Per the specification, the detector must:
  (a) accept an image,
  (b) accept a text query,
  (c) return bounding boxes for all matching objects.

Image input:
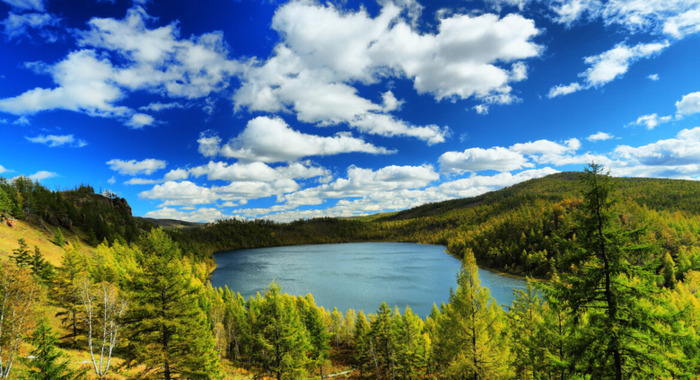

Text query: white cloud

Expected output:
[143,207,229,223]
[0,165,8,173]
[29,170,57,181]
[648,73,659,81]
[587,131,614,141]
[547,82,583,98]
[473,105,489,114]
[438,167,560,198]
[163,168,189,181]
[1,0,45,11]
[438,146,531,173]
[190,160,328,183]
[548,41,668,97]
[2,12,60,41]
[217,116,394,163]
[675,91,700,115]
[25,134,87,147]
[613,127,700,177]
[125,113,155,129]
[107,176,116,184]
[139,102,184,112]
[106,158,166,175]
[233,1,540,144]
[139,181,216,206]
[280,164,439,207]
[197,132,221,158]
[0,6,239,126]
[582,41,669,87]
[510,138,581,155]
[631,113,673,129]
[12,116,30,125]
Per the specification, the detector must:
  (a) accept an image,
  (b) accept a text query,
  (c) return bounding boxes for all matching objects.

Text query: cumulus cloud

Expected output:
[190,161,328,183]
[216,116,394,163]
[143,207,230,223]
[675,91,700,115]
[548,41,669,97]
[613,127,700,177]
[124,113,155,129]
[2,12,60,41]
[438,147,531,173]
[233,1,540,143]
[548,82,583,98]
[29,170,57,181]
[631,113,673,129]
[280,164,439,207]
[25,134,87,147]
[0,6,239,126]
[587,131,614,141]
[106,158,166,175]
[1,0,45,12]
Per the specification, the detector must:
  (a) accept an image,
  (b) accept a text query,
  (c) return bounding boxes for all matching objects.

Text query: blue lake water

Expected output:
[211,242,527,318]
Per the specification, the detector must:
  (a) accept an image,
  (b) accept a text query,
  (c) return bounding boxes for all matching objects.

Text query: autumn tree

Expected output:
[433,256,511,379]
[0,263,41,379]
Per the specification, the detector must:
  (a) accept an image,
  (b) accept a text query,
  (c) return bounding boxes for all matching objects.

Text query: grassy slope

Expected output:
[0,219,95,266]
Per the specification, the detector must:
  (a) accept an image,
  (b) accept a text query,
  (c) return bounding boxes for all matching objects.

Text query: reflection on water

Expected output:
[211,242,527,318]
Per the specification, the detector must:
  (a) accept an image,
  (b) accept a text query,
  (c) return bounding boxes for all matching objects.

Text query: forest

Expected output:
[0,164,699,379]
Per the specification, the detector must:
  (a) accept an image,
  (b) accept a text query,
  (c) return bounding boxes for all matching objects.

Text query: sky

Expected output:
[1,0,700,222]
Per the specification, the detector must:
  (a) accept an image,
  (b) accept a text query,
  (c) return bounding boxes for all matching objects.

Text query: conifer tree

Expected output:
[369,302,397,379]
[123,229,221,379]
[508,279,545,379]
[549,163,687,378]
[22,319,85,380]
[11,238,31,267]
[394,306,428,379]
[433,257,511,379]
[251,283,311,380]
[297,294,330,379]
[54,245,88,347]
[29,246,55,283]
[352,310,371,378]
[53,227,66,247]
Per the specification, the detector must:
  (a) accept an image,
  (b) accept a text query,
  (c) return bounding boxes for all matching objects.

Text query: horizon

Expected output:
[1,0,700,222]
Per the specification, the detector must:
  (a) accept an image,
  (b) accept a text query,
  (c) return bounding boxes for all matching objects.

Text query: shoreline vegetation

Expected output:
[0,167,699,378]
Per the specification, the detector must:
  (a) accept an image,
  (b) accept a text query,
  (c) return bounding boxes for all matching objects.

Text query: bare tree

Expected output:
[0,264,40,379]
[77,277,126,378]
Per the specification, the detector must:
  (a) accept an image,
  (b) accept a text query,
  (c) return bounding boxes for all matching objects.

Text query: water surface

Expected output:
[211,242,527,318]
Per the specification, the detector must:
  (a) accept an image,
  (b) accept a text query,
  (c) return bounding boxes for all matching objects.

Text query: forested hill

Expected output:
[164,171,700,279]
[2,172,700,279]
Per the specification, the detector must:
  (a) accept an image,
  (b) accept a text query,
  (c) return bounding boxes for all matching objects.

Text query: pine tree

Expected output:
[369,302,397,379]
[54,245,88,347]
[53,227,66,247]
[11,238,32,267]
[433,258,511,379]
[29,246,55,283]
[22,319,85,380]
[352,310,371,379]
[297,294,330,379]
[508,279,544,379]
[123,229,221,379]
[662,251,678,288]
[549,163,687,378]
[251,283,311,380]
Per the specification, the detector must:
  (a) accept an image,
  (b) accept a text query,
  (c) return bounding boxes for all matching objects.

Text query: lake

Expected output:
[211,242,527,318]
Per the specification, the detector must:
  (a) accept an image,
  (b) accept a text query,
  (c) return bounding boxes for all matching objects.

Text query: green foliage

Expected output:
[11,238,32,267]
[53,245,89,347]
[433,259,511,379]
[53,227,66,247]
[545,164,689,379]
[123,229,221,379]
[21,319,85,380]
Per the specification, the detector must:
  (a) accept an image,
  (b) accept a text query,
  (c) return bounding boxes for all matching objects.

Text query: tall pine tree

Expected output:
[123,229,221,379]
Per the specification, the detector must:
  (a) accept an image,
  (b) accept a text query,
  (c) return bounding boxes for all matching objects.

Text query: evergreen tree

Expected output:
[548,163,687,378]
[11,238,32,267]
[508,279,545,379]
[29,246,55,283]
[352,310,371,379]
[433,258,511,379]
[369,302,397,379]
[21,319,85,380]
[662,251,678,288]
[54,245,88,348]
[123,229,221,379]
[297,294,330,379]
[251,283,311,380]
[53,227,66,247]
[394,306,428,379]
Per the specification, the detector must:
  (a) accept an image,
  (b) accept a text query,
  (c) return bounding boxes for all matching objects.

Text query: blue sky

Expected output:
[2,0,700,222]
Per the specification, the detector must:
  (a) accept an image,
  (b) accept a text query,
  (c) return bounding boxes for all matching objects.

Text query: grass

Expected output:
[0,219,96,266]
